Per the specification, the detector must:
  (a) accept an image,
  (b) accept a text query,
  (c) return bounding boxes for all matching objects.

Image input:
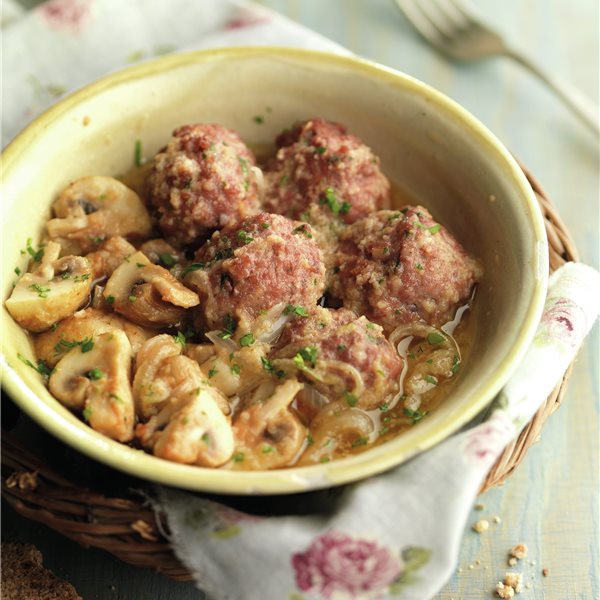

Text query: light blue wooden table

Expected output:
[4,1,598,599]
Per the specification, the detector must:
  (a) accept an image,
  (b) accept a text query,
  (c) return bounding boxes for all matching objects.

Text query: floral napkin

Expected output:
[3,2,600,599]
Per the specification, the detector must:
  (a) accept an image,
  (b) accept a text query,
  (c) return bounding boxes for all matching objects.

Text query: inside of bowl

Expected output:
[1,48,547,493]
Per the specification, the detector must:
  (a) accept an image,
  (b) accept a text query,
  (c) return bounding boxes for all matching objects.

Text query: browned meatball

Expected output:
[271,307,402,410]
[330,207,482,332]
[148,124,260,244]
[263,119,390,225]
[185,213,326,331]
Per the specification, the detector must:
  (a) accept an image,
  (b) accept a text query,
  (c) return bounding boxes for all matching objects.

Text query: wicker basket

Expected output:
[1,166,578,583]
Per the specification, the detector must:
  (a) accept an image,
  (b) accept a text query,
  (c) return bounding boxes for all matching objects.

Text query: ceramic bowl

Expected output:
[0,47,548,494]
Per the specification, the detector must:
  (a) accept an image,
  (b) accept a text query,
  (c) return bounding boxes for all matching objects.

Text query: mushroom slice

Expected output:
[6,241,92,333]
[35,307,153,368]
[46,176,152,255]
[86,236,137,280]
[144,386,235,467]
[48,330,135,442]
[231,378,307,469]
[133,334,205,419]
[104,251,200,328]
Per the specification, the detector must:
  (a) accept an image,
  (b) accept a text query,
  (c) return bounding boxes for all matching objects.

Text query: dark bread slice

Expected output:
[1,542,82,599]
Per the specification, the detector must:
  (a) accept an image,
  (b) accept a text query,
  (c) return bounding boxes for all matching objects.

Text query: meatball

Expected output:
[185,213,326,331]
[271,307,402,410]
[148,123,260,245]
[330,207,482,332]
[263,118,390,225]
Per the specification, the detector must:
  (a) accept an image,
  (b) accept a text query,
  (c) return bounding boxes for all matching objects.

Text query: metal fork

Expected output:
[395,0,599,136]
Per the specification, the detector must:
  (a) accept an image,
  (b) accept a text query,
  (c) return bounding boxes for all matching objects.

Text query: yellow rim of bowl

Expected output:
[1,46,549,495]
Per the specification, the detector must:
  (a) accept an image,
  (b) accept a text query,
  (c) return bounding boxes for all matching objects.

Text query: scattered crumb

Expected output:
[82,115,91,126]
[495,582,515,598]
[474,503,485,511]
[468,564,474,570]
[457,567,463,573]
[130,519,159,542]
[472,519,490,533]
[510,543,528,559]
[504,572,523,593]
[484,565,489,570]
[529,560,536,566]
[525,582,532,589]
[508,557,518,566]
[542,567,549,577]
[5,471,38,491]
[493,515,502,524]
[475,559,482,565]
[489,194,497,203]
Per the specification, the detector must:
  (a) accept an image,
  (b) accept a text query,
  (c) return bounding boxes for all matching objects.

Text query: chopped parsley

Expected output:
[293,346,318,370]
[345,392,359,407]
[451,354,461,374]
[415,221,442,234]
[426,332,445,345]
[260,222,270,229]
[315,146,327,155]
[28,283,50,298]
[106,295,115,305]
[24,238,44,263]
[306,433,314,446]
[319,187,351,215]
[217,314,237,340]
[208,367,218,378]
[279,174,289,187]
[261,445,275,454]
[292,224,313,238]
[233,452,245,463]
[319,456,330,464]
[136,262,146,268]
[236,230,254,245]
[423,374,438,385]
[261,357,285,379]
[128,295,137,302]
[14,267,21,276]
[73,273,90,282]
[134,139,143,166]
[82,406,93,422]
[238,156,250,191]
[181,263,205,277]
[173,331,186,347]
[239,333,255,347]
[284,305,308,317]
[415,263,424,271]
[17,353,53,377]
[87,368,104,380]
[54,335,94,354]
[352,436,369,448]
[253,115,264,124]
[201,433,211,444]
[403,407,429,424]
[230,364,241,376]
[337,344,347,352]
[159,252,176,267]
[378,402,389,412]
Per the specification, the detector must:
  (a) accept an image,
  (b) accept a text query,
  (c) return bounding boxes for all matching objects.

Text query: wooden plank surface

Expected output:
[3,1,598,599]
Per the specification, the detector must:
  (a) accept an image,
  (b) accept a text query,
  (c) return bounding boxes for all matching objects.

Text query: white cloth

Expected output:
[3,2,599,599]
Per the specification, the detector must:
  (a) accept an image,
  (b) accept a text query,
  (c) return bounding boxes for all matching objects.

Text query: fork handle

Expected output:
[507,49,599,136]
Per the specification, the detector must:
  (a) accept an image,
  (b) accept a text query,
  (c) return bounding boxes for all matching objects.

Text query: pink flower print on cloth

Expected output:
[292,530,402,599]
[37,0,94,33]
[462,412,514,467]
[537,296,588,349]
